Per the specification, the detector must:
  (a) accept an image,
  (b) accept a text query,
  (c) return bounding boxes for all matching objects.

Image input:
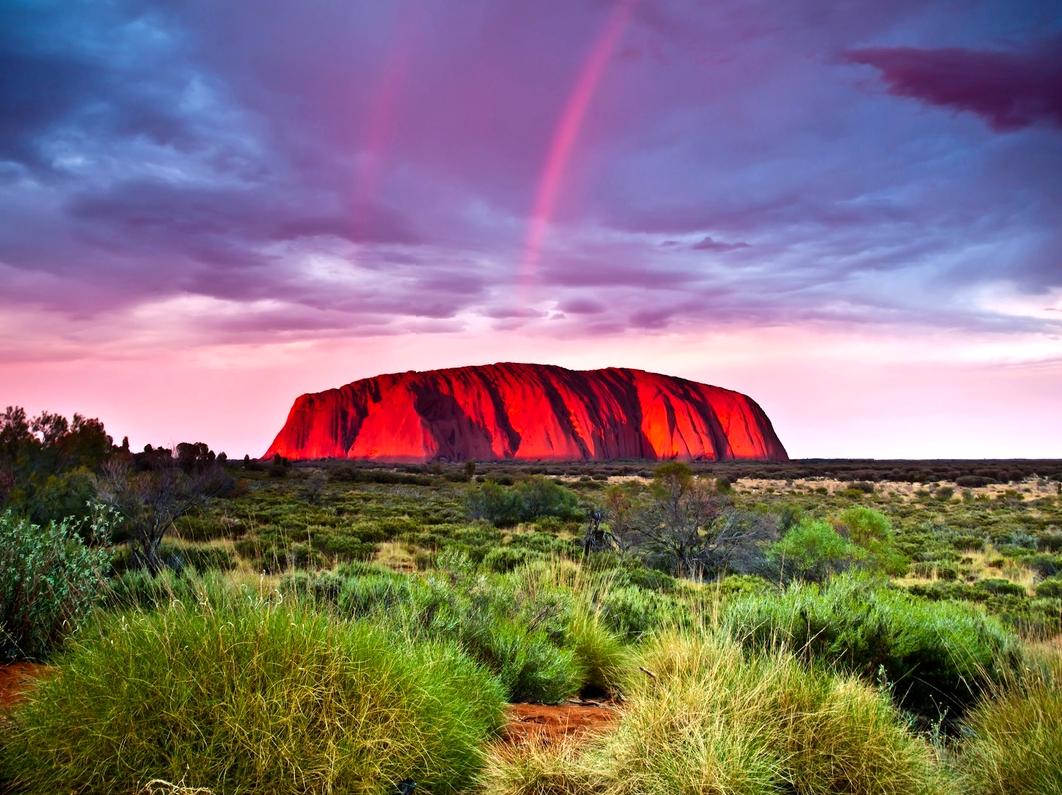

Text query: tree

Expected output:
[633,466,722,577]
[606,463,775,579]
[98,458,228,574]
[581,507,620,557]
[0,407,112,521]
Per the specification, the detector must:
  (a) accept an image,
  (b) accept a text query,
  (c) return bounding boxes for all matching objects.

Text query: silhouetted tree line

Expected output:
[0,406,233,574]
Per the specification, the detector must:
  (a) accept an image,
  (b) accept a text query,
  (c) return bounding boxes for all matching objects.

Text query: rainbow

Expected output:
[520,0,637,298]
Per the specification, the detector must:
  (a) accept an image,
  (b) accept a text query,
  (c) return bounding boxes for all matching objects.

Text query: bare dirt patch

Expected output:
[502,701,618,746]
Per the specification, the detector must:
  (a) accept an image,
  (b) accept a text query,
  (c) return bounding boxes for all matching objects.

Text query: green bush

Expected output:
[105,567,215,611]
[482,545,543,573]
[598,584,688,639]
[0,510,111,661]
[976,578,1026,597]
[458,613,581,703]
[25,467,98,528]
[467,476,581,527]
[565,605,629,696]
[725,572,1021,721]
[837,506,909,575]
[768,518,858,581]
[1,596,505,793]
[1035,576,1062,599]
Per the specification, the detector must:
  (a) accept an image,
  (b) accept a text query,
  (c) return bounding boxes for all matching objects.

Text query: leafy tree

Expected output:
[175,441,216,472]
[0,407,112,522]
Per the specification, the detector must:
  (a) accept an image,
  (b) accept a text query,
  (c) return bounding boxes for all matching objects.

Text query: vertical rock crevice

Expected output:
[263,362,788,462]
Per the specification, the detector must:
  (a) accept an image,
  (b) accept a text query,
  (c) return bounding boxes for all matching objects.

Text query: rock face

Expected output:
[264,363,788,462]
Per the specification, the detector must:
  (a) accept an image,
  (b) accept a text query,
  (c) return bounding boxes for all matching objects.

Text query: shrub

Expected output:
[0,510,111,661]
[1035,576,1062,599]
[482,545,542,573]
[976,578,1026,597]
[565,605,629,697]
[25,467,98,527]
[937,563,960,581]
[1039,529,1062,552]
[768,518,857,581]
[458,613,582,703]
[467,480,525,525]
[334,570,584,703]
[598,584,687,639]
[837,506,908,575]
[481,632,950,795]
[1,596,505,793]
[105,566,216,611]
[467,477,581,527]
[956,660,1062,795]
[724,572,1021,721]
[1025,553,1062,578]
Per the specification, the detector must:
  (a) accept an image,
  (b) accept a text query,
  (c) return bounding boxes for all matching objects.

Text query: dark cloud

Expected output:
[846,37,1062,131]
[691,236,749,252]
[557,297,607,314]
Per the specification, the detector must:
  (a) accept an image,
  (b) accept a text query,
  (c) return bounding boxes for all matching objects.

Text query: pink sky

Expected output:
[4,323,1059,458]
[2,1,1060,458]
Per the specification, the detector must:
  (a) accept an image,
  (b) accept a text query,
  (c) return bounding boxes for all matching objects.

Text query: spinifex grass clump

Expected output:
[482,631,952,795]
[0,588,505,794]
[955,649,1062,795]
[724,572,1021,720]
[301,556,634,703]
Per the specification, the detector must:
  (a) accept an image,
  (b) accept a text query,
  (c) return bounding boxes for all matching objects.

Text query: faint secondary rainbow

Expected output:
[519,0,637,300]
[352,6,420,226]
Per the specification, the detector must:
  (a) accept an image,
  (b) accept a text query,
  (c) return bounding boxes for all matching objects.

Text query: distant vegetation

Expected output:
[1,405,1060,793]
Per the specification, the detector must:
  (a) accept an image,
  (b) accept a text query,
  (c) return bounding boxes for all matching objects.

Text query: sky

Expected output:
[1,0,1060,459]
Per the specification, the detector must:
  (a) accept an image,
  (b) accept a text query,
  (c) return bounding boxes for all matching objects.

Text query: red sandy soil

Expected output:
[0,662,48,711]
[502,700,618,746]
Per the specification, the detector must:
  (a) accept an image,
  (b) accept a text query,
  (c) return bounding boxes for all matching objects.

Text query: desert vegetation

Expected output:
[1,407,1061,793]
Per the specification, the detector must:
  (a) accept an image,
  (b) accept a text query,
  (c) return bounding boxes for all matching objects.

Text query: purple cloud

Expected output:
[846,37,1062,131]
[0,0,1059,354]
[691,236,750,252]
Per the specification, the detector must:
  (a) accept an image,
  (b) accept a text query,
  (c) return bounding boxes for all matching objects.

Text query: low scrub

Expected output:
[724,572,1021,721]
[467,476,581,527]
[283,558,633,702]
[0,510,111,661]
[1,594,505,794]
[481,632,951,794]
[337,568,584,702]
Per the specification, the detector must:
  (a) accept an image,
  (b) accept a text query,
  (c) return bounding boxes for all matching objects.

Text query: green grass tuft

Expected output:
[1,590,504,794]
[955,651,1062,795]
[482,632,953,795]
